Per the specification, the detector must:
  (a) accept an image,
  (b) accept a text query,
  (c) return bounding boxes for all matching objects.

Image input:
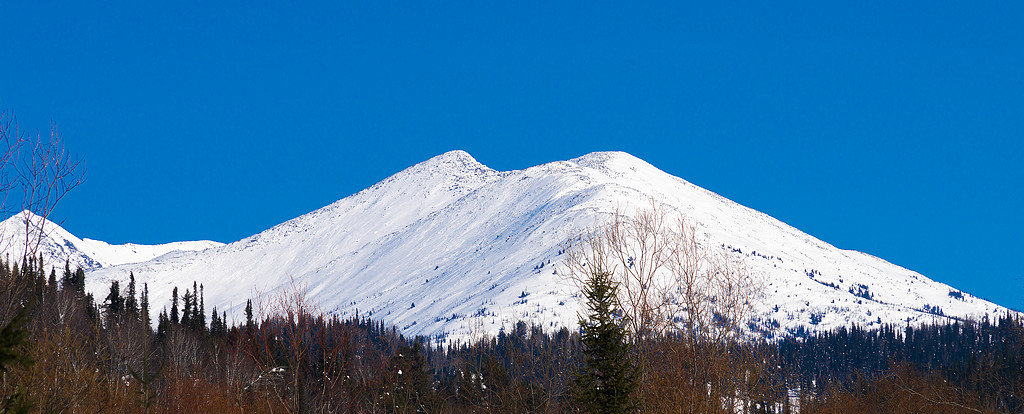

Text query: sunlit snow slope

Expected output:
[0,210,223,269]
[83,151,1010,342]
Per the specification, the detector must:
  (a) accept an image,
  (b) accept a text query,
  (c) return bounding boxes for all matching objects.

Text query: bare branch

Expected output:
[16,121,86,259]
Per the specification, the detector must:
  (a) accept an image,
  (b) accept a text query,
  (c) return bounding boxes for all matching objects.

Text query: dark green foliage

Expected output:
[210,307,224,337]
[61,260,71,289]
[125,272,139,315]
[156,310,169,337]
[0,306,32,372]
[170,287,179,324]
[31,257,44,299]
[59,262,86,294]
[167,282,209,332]
[46,268,56,290]
[61,266,87,294]
[573,269,638,413]
[198,283,206,332]
[84,293,98,320]
[382,342,435,412]
[104,280,123,323]
[140,283,150,327]
[0,306,35,414]
[245,299,254,331]
[181,288,192,328]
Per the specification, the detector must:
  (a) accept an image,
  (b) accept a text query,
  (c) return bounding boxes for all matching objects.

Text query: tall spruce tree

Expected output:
[157,309,169,337]
[140,283,151,328]
[0,306,35,412]
[210,307,220,336]
[104,281,124,326]
[61,259,71,289]
[198,283,206,331]
[573,268,638,413]
[245,299,254,331]
[72,267,86,294]
[125,272,138,316]
[181,289,192,329]
[170,287,179,324]
[47,267,56,290]
[32,257,45,299]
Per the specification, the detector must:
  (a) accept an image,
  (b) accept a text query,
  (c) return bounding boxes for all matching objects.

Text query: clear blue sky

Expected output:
[1,2,1021,308]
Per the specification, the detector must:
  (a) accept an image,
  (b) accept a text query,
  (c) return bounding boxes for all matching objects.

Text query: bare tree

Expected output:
[666,215,759,344]
[566,201,763,411]
[13,119,85,259]
[566,202,672,344]
[566,201,759,340]
[0,107,84,323]
[0,109,25,215]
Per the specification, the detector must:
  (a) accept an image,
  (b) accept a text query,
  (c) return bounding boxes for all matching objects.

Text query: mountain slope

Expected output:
[0,210,223,269]
[84,151,1010,342]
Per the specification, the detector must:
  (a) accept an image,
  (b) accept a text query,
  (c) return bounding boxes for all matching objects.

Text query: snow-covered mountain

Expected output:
[0,210,223,269]
[82,151,1008,342]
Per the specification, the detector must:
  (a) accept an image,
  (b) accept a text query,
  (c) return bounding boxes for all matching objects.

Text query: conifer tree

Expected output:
[181,289,192,329]
[47,267,56,290]
[0,306,32,372]
[170,287,179,324]
[125,272,139,316]
[210,307,222,336]
[72,267,86,294]
[32,258,45,299]
[104,281,123,326]
[140,283,151,328]
[84,293,98,320]
[383,342,435,410]
[198,283,206,331]
[0,306,35,412]
[157,310,169,337]
[61,259,71,289]
[245,299,254,332]
[573,268,638,413]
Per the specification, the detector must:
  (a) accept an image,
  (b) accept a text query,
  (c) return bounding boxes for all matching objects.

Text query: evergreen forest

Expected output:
[1,255,1022,413]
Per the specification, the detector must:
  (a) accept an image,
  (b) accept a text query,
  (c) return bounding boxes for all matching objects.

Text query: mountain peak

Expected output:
[4,209,44,223]
[420,150,489,172]
[83,151,1011,343]
[570,151,657,178]
[391,150,495,184]
[1,210,59,236]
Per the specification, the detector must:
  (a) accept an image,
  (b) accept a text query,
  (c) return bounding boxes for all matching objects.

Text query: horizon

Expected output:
[1,2,1021,310]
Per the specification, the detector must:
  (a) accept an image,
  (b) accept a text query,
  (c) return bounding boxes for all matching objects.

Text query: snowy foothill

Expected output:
[0,210,222,269]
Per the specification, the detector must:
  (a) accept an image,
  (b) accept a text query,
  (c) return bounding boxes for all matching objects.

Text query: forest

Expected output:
[1,254,1022,413]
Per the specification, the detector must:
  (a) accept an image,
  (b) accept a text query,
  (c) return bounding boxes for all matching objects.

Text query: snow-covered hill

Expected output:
[81,151,1009,342]
[0,210,223,269]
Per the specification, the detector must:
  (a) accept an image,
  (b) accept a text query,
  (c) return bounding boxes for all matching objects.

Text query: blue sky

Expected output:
[1,2,1021,308]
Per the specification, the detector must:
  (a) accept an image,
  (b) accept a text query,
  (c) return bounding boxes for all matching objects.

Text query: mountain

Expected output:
[0,210,223,269]
[83,151,1009,342]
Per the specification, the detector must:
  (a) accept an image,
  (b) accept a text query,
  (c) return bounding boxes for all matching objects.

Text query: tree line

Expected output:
[1,253,1022,413]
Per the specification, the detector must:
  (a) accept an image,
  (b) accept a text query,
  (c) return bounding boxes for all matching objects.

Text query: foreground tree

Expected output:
[0,307,33,413]
[573,264,638,414]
